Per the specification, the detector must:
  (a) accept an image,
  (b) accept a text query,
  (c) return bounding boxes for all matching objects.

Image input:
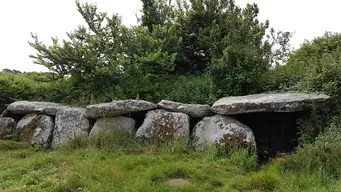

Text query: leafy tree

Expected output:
[209,3,272,96]
[28,0,291,104]
[270,32,341,91]
[140,0,175,31]
[140,0,291,87]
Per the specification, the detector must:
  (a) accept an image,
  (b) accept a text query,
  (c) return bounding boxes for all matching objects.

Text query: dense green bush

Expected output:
[0,72,51,111]
[269,32,341,104]
[0,71,214,109]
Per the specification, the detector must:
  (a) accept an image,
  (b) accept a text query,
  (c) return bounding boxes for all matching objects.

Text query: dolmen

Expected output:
[0,93,331,156]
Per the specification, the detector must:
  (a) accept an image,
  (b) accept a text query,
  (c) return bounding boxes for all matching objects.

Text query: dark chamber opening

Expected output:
[124,111,148,131]
[231,112,307,161]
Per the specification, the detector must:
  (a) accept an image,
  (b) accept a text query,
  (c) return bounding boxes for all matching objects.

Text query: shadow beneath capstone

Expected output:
[124,111,148,131]
[231,112,307,162]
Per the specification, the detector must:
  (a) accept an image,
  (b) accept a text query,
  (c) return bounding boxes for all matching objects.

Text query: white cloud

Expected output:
[0,0,340,72]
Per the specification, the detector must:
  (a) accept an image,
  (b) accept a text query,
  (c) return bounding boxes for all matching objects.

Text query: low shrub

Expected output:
[284,121,341,179]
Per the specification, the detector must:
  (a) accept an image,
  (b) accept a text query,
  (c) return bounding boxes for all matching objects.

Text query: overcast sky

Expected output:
[1,0,341,72]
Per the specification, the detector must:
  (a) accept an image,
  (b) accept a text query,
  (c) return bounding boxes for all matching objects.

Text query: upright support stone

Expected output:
[52,108,89,148]
[193,115,256,150]
[16,114,39,131]
[31,115,54,146]
[90,116,136,136]
[0,117,16,138]
[16,114,54,146]
[136,109,190,142]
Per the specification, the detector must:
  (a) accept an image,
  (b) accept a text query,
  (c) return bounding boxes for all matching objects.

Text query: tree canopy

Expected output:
[28,0,291,104]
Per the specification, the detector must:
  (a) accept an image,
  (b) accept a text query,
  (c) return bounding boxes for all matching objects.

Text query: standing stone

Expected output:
[193,115,256,149]
[17,114,54,146]
[0,117,16,137]
[157,100,212,118]
[7,101,67,116]
[52,108,89,148]
[136,110,190,142]
[211,93,331,115]
[86,100,157,119]
[90,116,136,136]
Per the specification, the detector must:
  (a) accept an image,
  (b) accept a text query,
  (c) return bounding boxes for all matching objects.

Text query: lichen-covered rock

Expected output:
[193,115,256,149]
[17,114,54,146]
[136,110,190,142]
[90,116,136,136]
[7,101,67,116]
[0,117,16,137]
[86,100,157,119]
[52,108,89,148]
[157,100,212,118]
[211,93,331,115]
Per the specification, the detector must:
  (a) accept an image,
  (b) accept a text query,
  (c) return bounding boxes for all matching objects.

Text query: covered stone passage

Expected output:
[211,93,331,160]
[0,93,332,155]
[231,112,303,159]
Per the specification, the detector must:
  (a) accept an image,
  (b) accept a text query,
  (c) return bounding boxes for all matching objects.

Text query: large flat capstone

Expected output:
[7,101,67,116]
[86,100,157,118]
[157,100,212,118]
[211,93,330,115]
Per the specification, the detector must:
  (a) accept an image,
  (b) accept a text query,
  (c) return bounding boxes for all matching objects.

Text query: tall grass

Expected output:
[284,119,341,180]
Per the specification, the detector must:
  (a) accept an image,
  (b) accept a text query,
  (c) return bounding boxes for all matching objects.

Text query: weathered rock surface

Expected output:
[30,115,54,146]
[0,117,16,137]
[17,114,54,146]
[211,93,331,115]
[193,115,256,149]
[157,100,212,118]
[86,100,157,118]
[90,116,136,136]
[7,101,67,116]
[0,110,10,118]
[16,114,39,131]
[52,108,89,148]
[136,110,190,142]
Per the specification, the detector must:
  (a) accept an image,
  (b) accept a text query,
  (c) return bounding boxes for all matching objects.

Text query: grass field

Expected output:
[1,131,341,192]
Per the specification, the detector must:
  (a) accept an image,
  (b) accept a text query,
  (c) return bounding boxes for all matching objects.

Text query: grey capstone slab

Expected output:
[211,93,331,115]
[157,100,212,118]
[86,100,157,118]
[7,101,67,116]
